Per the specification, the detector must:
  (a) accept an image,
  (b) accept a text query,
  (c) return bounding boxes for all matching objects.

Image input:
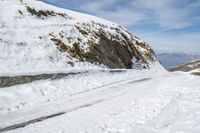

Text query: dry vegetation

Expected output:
[49,33,85,61]
[191,72,200,76]
[26,6,68,19]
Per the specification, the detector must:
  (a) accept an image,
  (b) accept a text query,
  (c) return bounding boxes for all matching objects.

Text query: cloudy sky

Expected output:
[39,0,200,53]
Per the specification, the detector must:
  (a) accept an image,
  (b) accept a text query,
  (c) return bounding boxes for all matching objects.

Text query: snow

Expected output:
[0,0,160,74]
[0,70,157,116]
[0,69,199,133]
[0,0,118,74]
[131,57,143,69]
[1,1,199,133]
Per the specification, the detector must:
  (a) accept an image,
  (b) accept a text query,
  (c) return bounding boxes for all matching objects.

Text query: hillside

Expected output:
[1,1,200,133]
[156,52,200,68]
[0,0,161,75]
[168,59,200,72]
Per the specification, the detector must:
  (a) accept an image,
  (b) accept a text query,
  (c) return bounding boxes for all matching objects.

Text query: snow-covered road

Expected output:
[0,71,200,133]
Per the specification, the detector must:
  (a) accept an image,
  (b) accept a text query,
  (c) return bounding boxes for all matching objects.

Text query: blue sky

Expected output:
[39,0,200,53]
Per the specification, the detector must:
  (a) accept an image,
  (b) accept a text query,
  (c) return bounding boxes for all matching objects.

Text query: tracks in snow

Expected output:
[0,100,104,133]
[0,72,87,88]
[0,77,152,132]
[0,70,125,88]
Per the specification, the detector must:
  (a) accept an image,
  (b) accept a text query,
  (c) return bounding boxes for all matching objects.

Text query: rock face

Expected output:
[0,0,160,73]
[90,33,134,69]
[85,34,155,69]
[49,22,157,69]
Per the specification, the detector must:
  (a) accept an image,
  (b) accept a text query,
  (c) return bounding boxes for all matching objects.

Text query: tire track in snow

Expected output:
[0,72,87,88]
[0,70,125,88]
[0,77,151,132]
[0,100,104,133]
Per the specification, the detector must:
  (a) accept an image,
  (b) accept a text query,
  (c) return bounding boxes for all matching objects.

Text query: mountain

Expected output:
[156,52,200,68]
[0,0,160,74]
[169,59,200,73]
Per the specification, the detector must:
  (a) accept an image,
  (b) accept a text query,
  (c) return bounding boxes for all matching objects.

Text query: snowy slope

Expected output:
[0,0,161,75]
[0,70,150,116]
[2,1,193,133]
[0,70,199,133]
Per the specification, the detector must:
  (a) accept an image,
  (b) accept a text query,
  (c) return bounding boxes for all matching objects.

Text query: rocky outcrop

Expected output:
[49,23,158,69]
[84,34,153,69]
[0,0,160,72]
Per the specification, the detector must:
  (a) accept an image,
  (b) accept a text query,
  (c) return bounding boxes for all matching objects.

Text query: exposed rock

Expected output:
[85,34,138,68]
[49,25,158,69]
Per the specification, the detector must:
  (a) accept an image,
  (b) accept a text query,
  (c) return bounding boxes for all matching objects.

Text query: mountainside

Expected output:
[157,52,200,68]
[169,60,200,72]
[169,59,200,73]
[168,59,200,76]
[0,0,161,74]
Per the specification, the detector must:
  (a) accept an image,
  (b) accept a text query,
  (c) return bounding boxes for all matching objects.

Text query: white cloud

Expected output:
[134,30,200,53]
[78,0,199,29]
[41,0,200,53]
[81,0,120,11]
[94,9,145,27]
[130,0,193,29]
[79,0,145,27]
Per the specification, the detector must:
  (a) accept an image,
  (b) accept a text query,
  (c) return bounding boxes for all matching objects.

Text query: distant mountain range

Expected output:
[168,59,200,72]
[156,52,200,68]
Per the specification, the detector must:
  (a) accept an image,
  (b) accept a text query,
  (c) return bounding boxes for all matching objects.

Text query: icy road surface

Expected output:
[0,71,200,133]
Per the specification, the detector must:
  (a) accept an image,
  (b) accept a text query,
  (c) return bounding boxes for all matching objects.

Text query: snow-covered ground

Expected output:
[0,69,200,133]
[0,0,104,73]
[0,1,199,133]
